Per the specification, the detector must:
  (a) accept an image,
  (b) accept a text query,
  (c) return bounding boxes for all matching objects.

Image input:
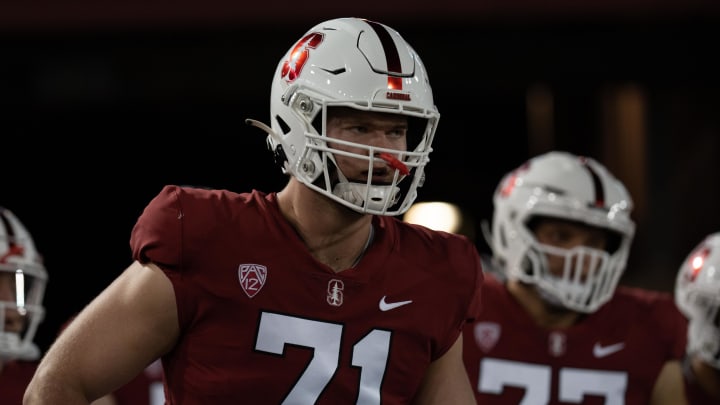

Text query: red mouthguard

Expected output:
[378,152,410,176]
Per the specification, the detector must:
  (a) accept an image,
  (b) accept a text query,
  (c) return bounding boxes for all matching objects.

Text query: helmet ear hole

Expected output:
[268,115,292,172]
[274,115,291,135]
[520,255,533,275]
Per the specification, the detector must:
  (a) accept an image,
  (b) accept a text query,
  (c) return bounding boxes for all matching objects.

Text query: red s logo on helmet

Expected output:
[687,246,710,281]
[281,32,324,83]
[500,162,530,198]
[0,245,24,264]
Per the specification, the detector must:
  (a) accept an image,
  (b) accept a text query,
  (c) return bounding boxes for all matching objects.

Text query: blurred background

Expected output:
[3,0,719,353]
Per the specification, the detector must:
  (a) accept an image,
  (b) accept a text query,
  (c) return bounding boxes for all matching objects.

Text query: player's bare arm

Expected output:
[24,261,177,404]
[412,334,476,405]
[650,360,687,405]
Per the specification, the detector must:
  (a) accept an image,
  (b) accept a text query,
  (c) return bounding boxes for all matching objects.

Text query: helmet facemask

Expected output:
[300,102,433,215]
[0,208,47,362]
[0,263,46,361]
[520,233,627,313]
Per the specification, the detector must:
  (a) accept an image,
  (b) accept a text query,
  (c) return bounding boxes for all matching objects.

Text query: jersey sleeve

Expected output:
[651,293,688,359]
[433,232,485,359]
[463,241,484,324]
[622,288,687,361]
[129,185,250,336]
[130,185,184,269]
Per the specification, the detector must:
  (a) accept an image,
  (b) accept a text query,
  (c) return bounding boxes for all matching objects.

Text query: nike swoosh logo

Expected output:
[379,296,413,311]
[593,342,625,358]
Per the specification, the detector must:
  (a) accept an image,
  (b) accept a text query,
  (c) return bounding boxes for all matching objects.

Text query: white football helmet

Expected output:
[0,207,47,361]
[675,232,720,369]
[490,151,636,313]
[246,17,440,216]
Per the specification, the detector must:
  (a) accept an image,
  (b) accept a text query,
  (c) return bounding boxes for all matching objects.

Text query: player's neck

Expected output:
[692,356,720,399]
[277,179,374,272]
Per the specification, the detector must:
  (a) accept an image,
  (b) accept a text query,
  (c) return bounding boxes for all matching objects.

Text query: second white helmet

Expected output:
[0,206,47,361]
[490,151,636,313]
[675,232,720,369]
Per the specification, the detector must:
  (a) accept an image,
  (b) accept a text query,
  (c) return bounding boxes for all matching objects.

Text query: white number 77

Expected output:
[256,312,391,405]
[479,358,627,404]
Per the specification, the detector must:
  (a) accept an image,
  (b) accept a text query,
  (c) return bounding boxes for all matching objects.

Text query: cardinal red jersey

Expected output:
[130,185,483,404]
[463,274,686,405]
[0,360,38,405]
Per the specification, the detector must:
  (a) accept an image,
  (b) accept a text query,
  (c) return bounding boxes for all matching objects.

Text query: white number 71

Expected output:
[256,312,392,405]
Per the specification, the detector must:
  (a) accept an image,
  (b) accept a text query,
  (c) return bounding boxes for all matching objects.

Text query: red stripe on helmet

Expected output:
[580,157,605,207]
[364,19,403,91]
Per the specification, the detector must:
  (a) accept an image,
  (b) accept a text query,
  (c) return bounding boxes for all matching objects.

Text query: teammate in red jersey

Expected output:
[463,151,688,405]
[24,17,483,404]
[0,207,47,405]
[675,232,720,404]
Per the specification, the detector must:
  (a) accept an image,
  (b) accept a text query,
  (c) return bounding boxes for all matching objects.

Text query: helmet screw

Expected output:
[297,95,313,113]
[301,160,315,174]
